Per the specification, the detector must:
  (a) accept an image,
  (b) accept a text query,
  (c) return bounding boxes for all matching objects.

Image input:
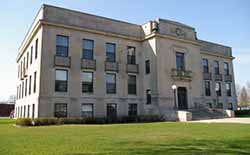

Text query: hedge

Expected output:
[235,110,250,117]
[16,115,164,127]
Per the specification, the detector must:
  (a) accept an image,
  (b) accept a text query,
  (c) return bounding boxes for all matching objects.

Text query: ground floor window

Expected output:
[27,105,30,118]
[54,103,67,117]
[32,104,35,118]
[228,103,233,110]
[128,104,137,116]
[107,103,117,118]
[81,104,94,117]
[206,103,213,108]
[23,106,26,118]
[217,102,223,109]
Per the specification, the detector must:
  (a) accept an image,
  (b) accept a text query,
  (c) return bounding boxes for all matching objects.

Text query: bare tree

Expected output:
[247,82,250,97]
[235,83,241,99]
[239,86,250,107]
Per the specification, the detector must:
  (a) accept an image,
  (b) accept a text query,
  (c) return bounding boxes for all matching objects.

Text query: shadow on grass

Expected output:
[0,119,15,125]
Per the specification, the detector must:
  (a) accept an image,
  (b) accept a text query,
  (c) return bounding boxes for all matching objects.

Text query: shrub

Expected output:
[235,110,250,117]
[16,118,32,126]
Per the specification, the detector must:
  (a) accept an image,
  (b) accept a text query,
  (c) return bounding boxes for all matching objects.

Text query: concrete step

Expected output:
[188,108,227,120]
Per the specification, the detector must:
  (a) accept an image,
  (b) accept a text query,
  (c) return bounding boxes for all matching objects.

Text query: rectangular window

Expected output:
[127,46,136,64]
[32,104,35,119]
[145,60,150,74]
[218,103,223,109]
[128,75,136,95]
[54,103,67,118]
[226,83,231,96]
[33,71,37,93]
[81,104,94,117]
[176,52,185,71]
[205,81,211,96]
[29,75,32,95]
[128,104,137,116]
[202,58,209,73]
[224,62,229,75]
[106,43,116,62]
[19,84,21,99]
[27,105,30,118]
[35,39,38,59]
[16,86,19,100]
[107,103,117,118]
[82,39,94,59]
[56,35,69,57]
[25,79,28,97]
[18,64,20,78]
[20,106,23,118]
[214,61,220,74]
[106,73,116,94]
[228,103,233,110]
[27,52,29,69]
[23,106,26,118]
[30,46,33,64]
[24,57,26,70]
[207,103,213,108]
[146,89,151,104]
[55,70,68,92]
[215,82,221,96]
[81,72,93,93]
[22,81,24,98]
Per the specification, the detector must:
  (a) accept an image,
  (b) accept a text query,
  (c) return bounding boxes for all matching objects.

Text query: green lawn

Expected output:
[1,119,250,155]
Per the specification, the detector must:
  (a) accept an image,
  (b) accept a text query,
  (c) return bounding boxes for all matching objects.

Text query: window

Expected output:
[228,103,233,110]
[218,103,223,109]
[207,103,213,108]
[16,86,19,100]
[107,103,117,118]
[30,46,33,64]
[19,84,21,99]
[35,39,38,59]
[127,46,136,64]
[226,83,231,96]
[23,106,26,118]
[81,104,94,117]
[205,81,211,96]
[56,35,69,57]
[176,52,185,71]
[145,60,150,74]
[27,105,30,118]
[22,81,24,98]
[25,79,28,97]
[202,58,209,73]
[54,103,67,117]
[33,71,37,93]
[224,62,229,75]
[128,75,136,95]
[106,73,116,94]
[55,70,68,92]
[128,104,137,116]
[27,52,29,69]
[215,82,221,96]
[18,64,20,78]
[106,43,116,62]
[24,57,26,70]
[32,104,35,119]
[81,72,93,93]
[29,75,32,95]
[20,106,23,118]
[146,89,151,104]
[82,39,94,59]
[214,61,220,74]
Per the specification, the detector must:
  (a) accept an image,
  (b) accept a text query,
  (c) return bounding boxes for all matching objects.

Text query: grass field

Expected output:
[1,119,250,155]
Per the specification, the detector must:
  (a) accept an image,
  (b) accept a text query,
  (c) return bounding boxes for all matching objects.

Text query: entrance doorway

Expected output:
[177,87,188,110]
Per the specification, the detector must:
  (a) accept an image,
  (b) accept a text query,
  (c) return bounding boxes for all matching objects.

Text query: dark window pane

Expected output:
[82,72,93,93]
[214,61,220,74]
[145,60,150,74]
[203,59,209,73]
[205,81,211,96]
[56,35,69,57]
[226,83,231,96]
[106,74,116,94]
[54,103,67,117]
[107,104,117,118]
[216,82,221,96]
[127,46,136,64]
[146,89,151,104]
[224,62,229,75]
[55,70,68,92]
[128,104,137,116]
[106,43,116,62]
[176,52,185,71]
[128,75,136,95]
[83,39,94,59]
[81,104,93,117]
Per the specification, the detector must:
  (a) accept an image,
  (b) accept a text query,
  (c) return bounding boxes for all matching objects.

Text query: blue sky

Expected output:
[0,0,249,101]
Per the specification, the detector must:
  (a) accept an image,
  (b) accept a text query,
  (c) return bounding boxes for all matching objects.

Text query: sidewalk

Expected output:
[191,117,250,124]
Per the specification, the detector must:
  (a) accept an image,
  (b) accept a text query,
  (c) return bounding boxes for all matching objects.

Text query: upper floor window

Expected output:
[215,82,221,96]
[226,83,231,96]
[146,89,151,104]
[26,52,29,69]
[224,62,229,75]
[33,71,37,93]
[214,61,220,74]
[55,69,68,92]
[82,39,94,60]
[127,46,136,64]
[54,103,67,118]
[205,81,211,96]
[106,73,116,94]
[30,46,33,64]
[128,75,136,95]
[81,104,94,117]
[128,104,137,116]
[81,72,93,93]
[145,60,150,74]
[56,35,69,57]
[202,58,209,73]
[176,52,185,71]
[29,75,32,95]
[35,39,38,59]
[106,43,116,62]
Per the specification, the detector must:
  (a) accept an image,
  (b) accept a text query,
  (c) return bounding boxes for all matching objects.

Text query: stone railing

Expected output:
[105,61,119,72]
[203,72,212,80]
[126,64,139,73]
[171,69,192,81]
[224,74,232,82]
[54,55,71,67]
[81,59,96,70]
[214,74,223,81]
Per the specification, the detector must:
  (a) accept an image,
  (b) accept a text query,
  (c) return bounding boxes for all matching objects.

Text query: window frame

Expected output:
[106,103,117,118]
[127,46,136,65]
[216,82,222,96]
[56,35,69,57]
[224,62,229,75]
[54,103,68,118]
[128,103,138,116]
[205,81,211,96]
[202,58,209,73]
[106,43,116,62]
[146,89,151,104]
[35,38,38,59]
[82,39,94,60]
[128,75,137,95]
[176,52,185,71]
[106,73,116,94]
[145,60,150,74]
[214,60,220,75]
[81,103,94,117]
[81,71,94,93]
[55,69,68,92]
[226,83,232,97]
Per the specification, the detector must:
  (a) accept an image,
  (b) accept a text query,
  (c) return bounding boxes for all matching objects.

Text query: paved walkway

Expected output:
[191,117,250,124]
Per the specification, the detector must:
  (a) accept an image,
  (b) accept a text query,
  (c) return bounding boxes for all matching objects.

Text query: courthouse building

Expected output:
[15,4,237,119]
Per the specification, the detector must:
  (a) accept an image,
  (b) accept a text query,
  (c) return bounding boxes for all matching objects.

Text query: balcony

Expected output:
[54,55,71,68]
[203,72,212,80]
[126,64,139,73]
[81,59,96,70]
[214,74,223,81]
[224,74,232,82]
[105,61,119,72]
[171,69,192,81]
